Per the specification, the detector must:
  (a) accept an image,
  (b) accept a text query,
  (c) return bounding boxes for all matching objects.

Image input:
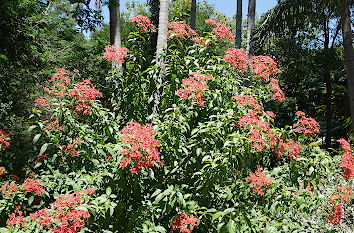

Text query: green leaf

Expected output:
[40,143,48,155]
[227,219,236,233]
[33,134,41,143]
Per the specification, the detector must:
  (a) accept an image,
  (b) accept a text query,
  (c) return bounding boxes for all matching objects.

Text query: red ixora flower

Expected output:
[293,111,320,134]
[120,121,163,174]
[191,36,207,46]
[103,45,129,63]
[337,138,354,180]
[61,139,81,157]
[287,139,302,160]
[232,94,263,114]
[0,129,10,149]
[211,22,234,40]
[270,78,285,103]
[250,55,282,80]
[224,48,249,73]
[0,167,5,176]
[68,80,103,115]
[21,178,44,196]
[129,15,157,32]
[205,18,217,26]
[168,21,197,39]
[328,203,343,225]
[7,211,27,227]
[176,73,214,107]
[85,187,95,195]
[43,120,63,131]
[34,96,52,109]
[246,165,272,195]
[172,213,199,233]
[28,192,89,233]
[266,111,275,118]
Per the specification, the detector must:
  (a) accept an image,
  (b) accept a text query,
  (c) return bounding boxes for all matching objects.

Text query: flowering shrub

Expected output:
[103,45,129,63]
[172,213,199,233]
[250,55,282,79]
[120,121,163,174]
[246,166,272,195]
[293,111,321,134]
[0,129,10,150]
[176,72,214,107]
[337,138,354,180]
[129,15,157,32]
[223,48,249,73]
[205,19,234,40]
[168,21,197,39]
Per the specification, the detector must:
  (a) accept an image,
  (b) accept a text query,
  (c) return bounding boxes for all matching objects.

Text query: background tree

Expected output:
[246,0,256,55]
[236,0,242,48]
[109,0,121,47]
[190,0,197,29]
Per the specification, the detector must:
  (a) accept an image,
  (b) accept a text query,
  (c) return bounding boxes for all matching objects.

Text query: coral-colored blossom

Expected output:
[168,21,198,39]
[328,203,342,225]
[266,111,275,118]
[0,182,20,197]
[21,178,44,196]
[7,211,27,227]
[232,94,262,113]
[337,138,354,180]
[0,167,5,176]
[270,78,285,103]
[103,45,129,63]
[224,48,249,73]
[61,139,81,157]
[43,120,63,131]
[172,213,199,233]
[293,111,320,134]
[287,139,301,160]
[205,18,217,26]
[0,129,10,149]
[191,36,207,46]
[129,15,157,32]
[246,165,272,195]
[35,153,48,164]
[250,55,282,79]
[211,22,234,40]
[69,80,103,115]
[85,187,95,195]
[34,96,52,109]
[120,121,163,174]
[177,73,214,107]
[51,68,73,83]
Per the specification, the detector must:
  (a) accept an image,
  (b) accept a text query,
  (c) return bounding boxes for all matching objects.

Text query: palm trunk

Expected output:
[236,0,242,48]
[324,17,332,149]
[246,0,256,56]
[109,0,121,47]
[342,0,354,133]
[190,0,197,30]
[153,0,170,118]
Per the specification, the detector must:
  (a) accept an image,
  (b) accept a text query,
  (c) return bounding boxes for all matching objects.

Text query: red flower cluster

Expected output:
[85,187,94,195]
[103,45,129,63]
[266,111,275,118]
[191,36,207,46]
[205,18,217,25]
[120,121,163,174]
[270,78,285,103]
[287,139,302,160]
[250,55,282,80]
[61,139,81,157]
[246,165,272,195]
[232,94,262,113]
[0,167,5,176]
[336,184,353,203]
[176,73,214,107]
[51,68,73,83]
[7,211,27,227]
[223,48,249,73]
[337,138,354,180]
[34,96,52,109]
[168,21,198,39]
[0,129,10,149]
[172,213,199,233]
[28,192,89,233]
[22,178,44,196]
[0,182,20,197]
[211,22,234,40]
[293,111,320,134]
[68,80,103,115]
[328,203,343,225]
[43,120,63,131]
[35,153,48,164]
[129,15,157,32]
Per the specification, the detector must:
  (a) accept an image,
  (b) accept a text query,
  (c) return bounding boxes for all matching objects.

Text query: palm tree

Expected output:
[235,0,242,48]
[109,0,121,47]
[246,0,256,56]
[153,0,170,117]
[190,0,197,30]
[341,0,354,132]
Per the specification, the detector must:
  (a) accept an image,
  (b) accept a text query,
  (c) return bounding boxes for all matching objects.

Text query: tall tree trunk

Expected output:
[342,0,354,133]
[190,0,197,30]
[324,17,332,149]
[109,0,121,47]
[153,0,170,118]
[236,0,242,48]
[246,0,256,56]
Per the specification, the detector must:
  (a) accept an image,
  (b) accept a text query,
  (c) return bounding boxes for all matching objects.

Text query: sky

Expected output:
[99,0,278,23]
